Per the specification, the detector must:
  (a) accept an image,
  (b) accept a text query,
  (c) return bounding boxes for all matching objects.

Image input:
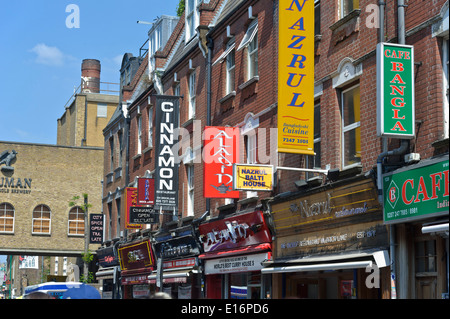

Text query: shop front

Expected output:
[264,175,391,299]
[148,223,203,299]
[118,238,155,299]
[382,155,449,299]
[95,240,121,299]
[198,211,272,299]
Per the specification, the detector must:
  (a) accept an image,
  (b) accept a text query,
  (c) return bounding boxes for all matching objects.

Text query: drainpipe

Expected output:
[377,0,409,299]
[205,33,213,217]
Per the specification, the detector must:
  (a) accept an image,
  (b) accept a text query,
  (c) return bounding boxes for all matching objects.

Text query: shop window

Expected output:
[415,240,437,273]
[68,206,84,236]
[340,0,359,18]
[0,202,14,233]
[341,84,361,168]
[32,204,51,234]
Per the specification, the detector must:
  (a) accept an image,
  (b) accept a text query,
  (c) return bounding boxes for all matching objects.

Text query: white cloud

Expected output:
[30,43,66,66]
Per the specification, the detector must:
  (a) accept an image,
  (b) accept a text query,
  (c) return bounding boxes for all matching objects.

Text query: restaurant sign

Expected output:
[199,211,271,253]
[383,157,449,224]
[118,239,155,271]
[377,42,415,139]
[277,0,315,155]
[233,164,273,191]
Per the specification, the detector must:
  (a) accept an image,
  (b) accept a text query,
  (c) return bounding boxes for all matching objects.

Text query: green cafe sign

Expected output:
[383,157,449,224]
[377,42,415,139]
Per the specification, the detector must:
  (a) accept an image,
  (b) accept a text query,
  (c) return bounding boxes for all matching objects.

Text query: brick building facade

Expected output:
[98,0,448,299]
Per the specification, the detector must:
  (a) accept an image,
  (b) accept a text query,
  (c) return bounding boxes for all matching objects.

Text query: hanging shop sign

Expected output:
[137,178,155,205]
[382,156,449,224]
[204,126,240,198]
[278,0,315,155]
[376,42,415,138]
[154,235,201,260]
[118,239,155,271]
[124,187,143,230]
[97,246,119,267]
[204,252,269,275]
[270,176,387,259]
[89,214,104,244]
[154,95,179,210]
[233,164,273,191]
[129,207,159,224]
[199,211,271,253]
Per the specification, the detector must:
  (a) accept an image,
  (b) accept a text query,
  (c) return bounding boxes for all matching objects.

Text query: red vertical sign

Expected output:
[137,178,155,205]
[125,187,143,229]
[203,126,240,198]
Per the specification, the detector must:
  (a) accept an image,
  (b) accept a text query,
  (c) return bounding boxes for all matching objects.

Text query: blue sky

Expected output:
[0,0,181,145]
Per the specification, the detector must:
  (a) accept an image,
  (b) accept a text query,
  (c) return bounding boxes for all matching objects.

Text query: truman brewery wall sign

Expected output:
[0,149,32,195]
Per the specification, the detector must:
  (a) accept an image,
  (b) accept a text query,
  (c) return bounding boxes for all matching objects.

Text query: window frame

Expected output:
[340,0,359,18]
[32,204,51,235]
[68,206,85,237]
[137,115,142,154]
[187,164,195,216]
[189,71,196,119]
[226,39,236,95]
[341,84,361,168]
[0,202,15,233]
[148,106,153,148]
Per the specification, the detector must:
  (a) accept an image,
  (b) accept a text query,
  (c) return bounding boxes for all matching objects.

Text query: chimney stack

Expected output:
[81,59,101,93]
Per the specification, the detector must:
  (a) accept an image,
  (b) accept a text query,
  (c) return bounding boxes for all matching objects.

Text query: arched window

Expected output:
[68,206,85,236]
[32,204,51,234]
[0,202,14,233]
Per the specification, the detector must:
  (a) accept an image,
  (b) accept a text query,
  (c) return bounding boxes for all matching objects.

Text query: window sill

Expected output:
[68,234,84,238]
[106,172,114,184]
[132,153,142,161]
[329,9,361,31]
[238,76,259,90]
[181,117,195,128]
[218,91,236,104]
[32,232,51,236]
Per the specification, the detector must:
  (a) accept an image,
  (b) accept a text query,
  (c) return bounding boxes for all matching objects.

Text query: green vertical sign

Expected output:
[377,43,415,138]
[383,157,449,224]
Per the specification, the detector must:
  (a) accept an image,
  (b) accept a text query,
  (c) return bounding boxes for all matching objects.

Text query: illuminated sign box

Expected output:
[233,164,274,191]
[382,157,449,224]
[377,42,415,139]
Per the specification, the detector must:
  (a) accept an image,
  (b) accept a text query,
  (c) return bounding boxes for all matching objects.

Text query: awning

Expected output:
[199,243,271,260]
[261,250,389,274]
[422,223,449,236]
[148,270,192,284]
[95,266,118,280]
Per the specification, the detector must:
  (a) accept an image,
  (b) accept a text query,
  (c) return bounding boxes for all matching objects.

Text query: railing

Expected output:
[63,81,120,109]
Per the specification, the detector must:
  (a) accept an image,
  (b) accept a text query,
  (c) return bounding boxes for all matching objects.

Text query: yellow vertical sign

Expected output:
[278,0,315,155]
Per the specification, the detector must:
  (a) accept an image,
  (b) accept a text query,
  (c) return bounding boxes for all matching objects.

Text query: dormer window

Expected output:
[186,0,201,42]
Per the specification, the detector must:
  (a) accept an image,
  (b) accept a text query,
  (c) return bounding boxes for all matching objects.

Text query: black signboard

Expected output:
[129,206,159,224]
[154,95,180,211]
[89,214,104,244]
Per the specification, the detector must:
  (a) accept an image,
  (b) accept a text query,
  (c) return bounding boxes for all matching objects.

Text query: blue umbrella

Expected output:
[62,283,101,299]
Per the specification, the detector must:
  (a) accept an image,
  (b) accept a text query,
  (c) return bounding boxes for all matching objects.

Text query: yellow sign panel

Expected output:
[233,164,273,191]
[278,0,315,155]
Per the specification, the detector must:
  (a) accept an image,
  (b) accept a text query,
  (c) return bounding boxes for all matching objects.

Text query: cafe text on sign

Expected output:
[377,42,415,139]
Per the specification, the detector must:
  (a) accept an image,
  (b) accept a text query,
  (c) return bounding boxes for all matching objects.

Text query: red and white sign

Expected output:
[137,178,155,205]
[199,211,271,253]
[203,126,240,198]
